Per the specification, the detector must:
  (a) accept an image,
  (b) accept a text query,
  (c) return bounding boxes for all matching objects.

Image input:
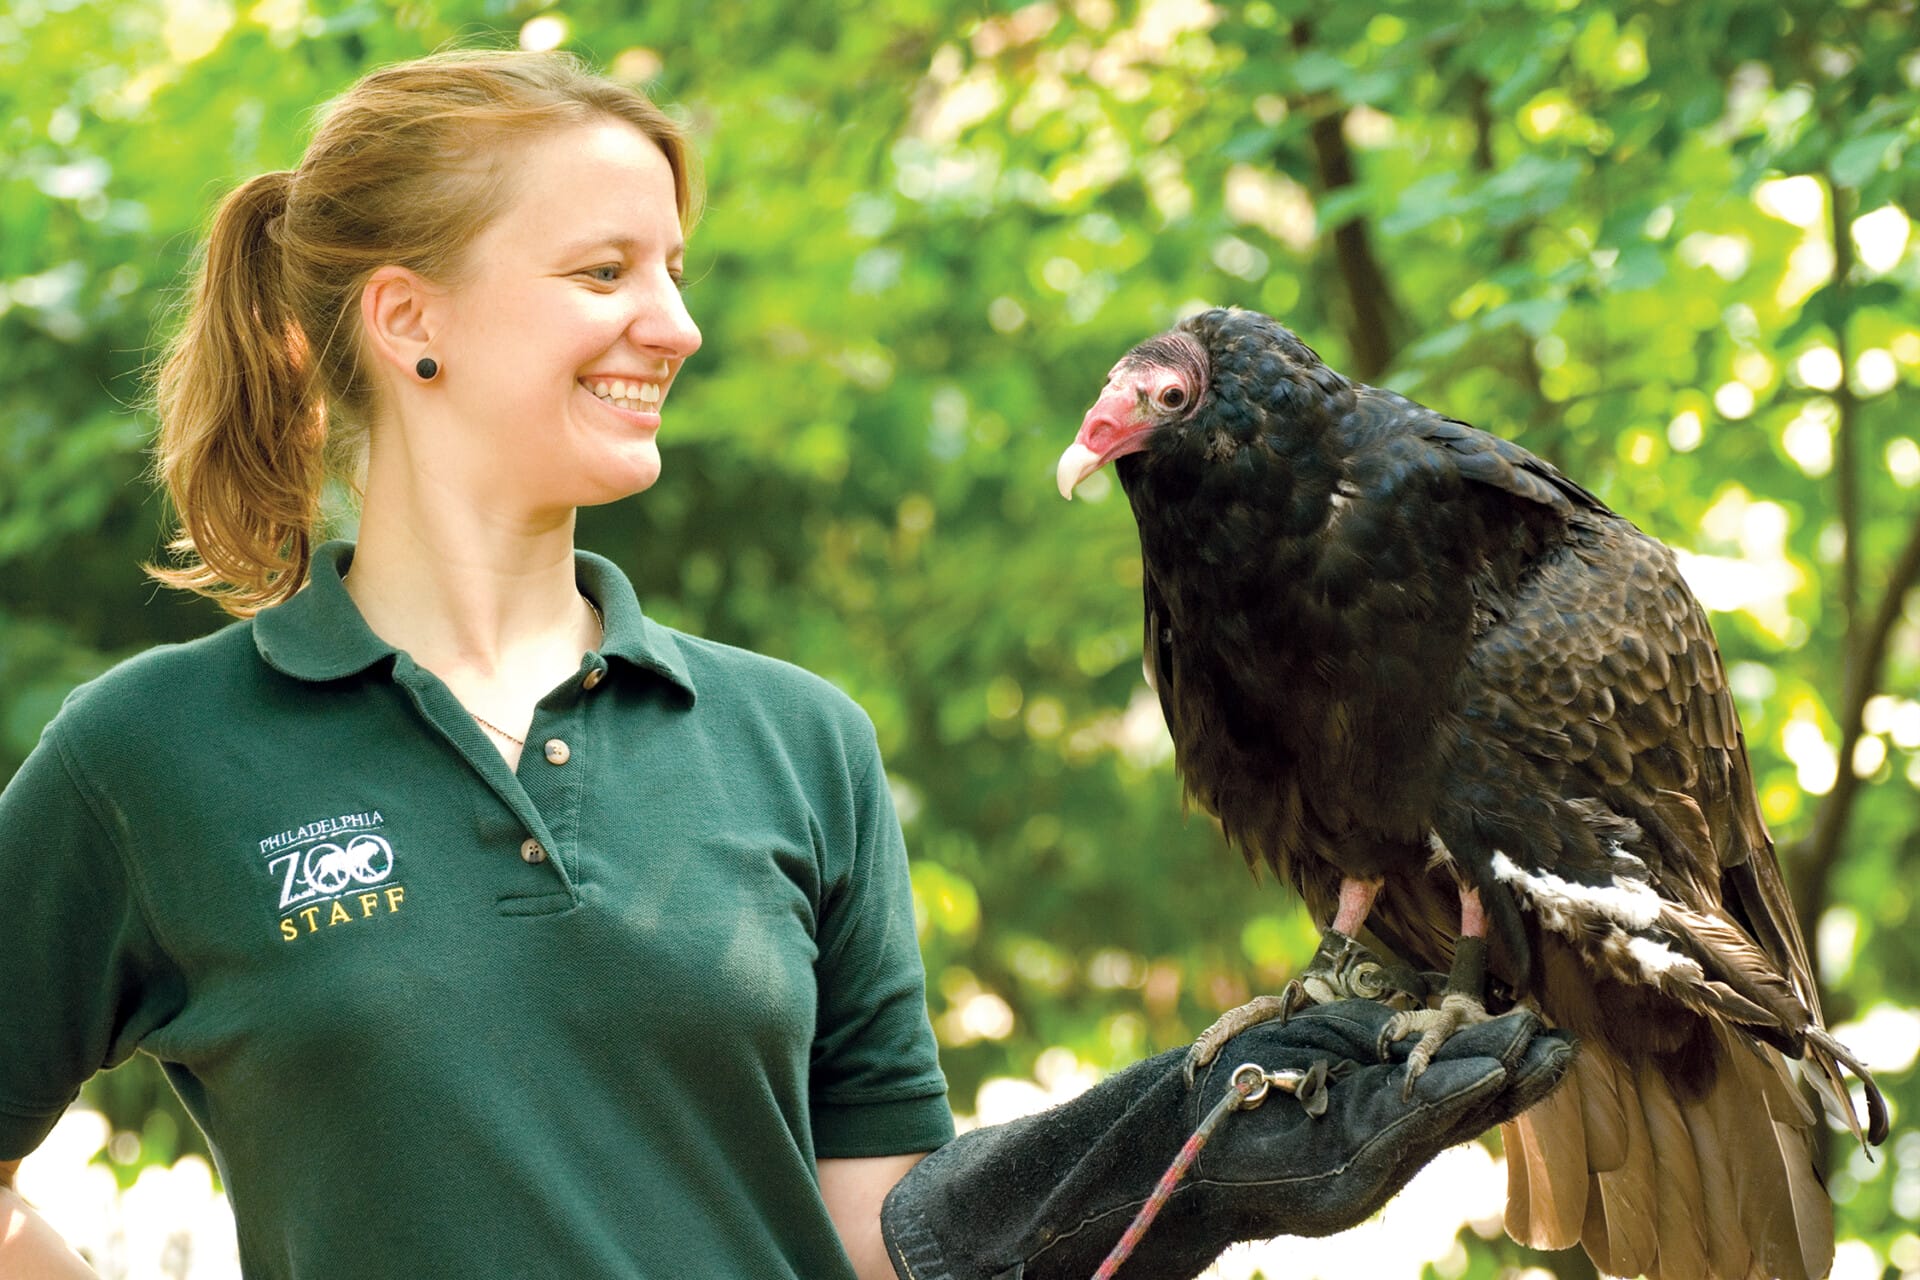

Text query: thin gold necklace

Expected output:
[470,712,525,747]
[470,596,604,748]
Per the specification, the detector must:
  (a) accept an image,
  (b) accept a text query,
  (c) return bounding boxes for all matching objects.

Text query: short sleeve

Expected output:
[807,726,953,1160]
[0,724,182,1160]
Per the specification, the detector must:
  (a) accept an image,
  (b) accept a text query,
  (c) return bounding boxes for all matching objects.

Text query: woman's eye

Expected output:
[584,264,622,283]
[1158,385,1188,411]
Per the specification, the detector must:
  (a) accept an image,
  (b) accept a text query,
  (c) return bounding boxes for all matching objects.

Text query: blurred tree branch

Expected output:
[1289,21,1405,380]
[1790,499,1920,944]
[1786,168,1917,967]
[1826,174,1861,634]
[1464,71,1552,445]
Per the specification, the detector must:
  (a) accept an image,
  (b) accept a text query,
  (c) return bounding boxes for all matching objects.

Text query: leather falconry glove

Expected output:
[882,999,1575,1280]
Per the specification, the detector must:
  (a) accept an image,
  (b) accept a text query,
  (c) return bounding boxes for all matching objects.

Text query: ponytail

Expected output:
[150,170,326,616]
[145,50,700,618]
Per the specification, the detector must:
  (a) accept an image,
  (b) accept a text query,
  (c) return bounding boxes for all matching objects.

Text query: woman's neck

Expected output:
[342,455,600,685]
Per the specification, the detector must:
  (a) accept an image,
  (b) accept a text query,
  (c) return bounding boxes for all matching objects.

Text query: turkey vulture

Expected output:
[1056,308,1886,1280]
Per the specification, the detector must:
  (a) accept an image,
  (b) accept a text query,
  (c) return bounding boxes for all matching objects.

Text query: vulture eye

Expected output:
[1158,385,1189,411]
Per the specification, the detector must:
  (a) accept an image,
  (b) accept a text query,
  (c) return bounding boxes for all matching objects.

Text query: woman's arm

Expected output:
[1,1159,99,1278]
[819,1153,925,1280]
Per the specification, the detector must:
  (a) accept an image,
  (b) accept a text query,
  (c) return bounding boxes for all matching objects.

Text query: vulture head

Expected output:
[1057,308,1353,502]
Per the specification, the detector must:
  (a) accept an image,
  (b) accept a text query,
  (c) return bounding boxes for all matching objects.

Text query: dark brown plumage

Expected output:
[1058,308,1886,1280]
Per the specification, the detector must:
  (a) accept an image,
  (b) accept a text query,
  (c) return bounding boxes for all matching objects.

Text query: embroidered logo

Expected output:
[259,810,407,942]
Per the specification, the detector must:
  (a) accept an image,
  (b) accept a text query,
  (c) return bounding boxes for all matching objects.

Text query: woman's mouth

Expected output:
[582,377,664,413]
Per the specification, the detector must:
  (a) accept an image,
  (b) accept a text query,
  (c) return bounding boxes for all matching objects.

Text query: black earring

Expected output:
[415,356,439,381]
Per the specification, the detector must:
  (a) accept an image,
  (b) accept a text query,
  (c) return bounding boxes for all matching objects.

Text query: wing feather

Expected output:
[1445,475,1883,1137]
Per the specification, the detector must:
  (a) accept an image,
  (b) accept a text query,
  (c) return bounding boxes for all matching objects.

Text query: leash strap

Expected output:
[1090,1060,1328,1280]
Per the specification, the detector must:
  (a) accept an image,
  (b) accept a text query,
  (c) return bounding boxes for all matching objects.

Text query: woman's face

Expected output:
[427,119,701,513]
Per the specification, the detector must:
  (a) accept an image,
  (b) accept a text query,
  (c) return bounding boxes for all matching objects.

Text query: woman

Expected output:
[0,50,949,1279]
[0,48,1570,1280]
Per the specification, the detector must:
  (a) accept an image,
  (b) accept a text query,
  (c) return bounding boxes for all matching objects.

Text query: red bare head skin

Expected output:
[1057,331,1208,499]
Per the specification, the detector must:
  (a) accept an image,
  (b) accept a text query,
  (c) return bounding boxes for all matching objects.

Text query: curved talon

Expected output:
[1377,1012,1411,1062]
[1182,1045,1208,1090]
[1402,1043,1438,1102]
[1379,992,1492,1100]
[1184,993,1293,1088]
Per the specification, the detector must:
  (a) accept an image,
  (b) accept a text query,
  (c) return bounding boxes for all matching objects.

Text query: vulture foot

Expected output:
[1378,935,1492,1099]
[1182,993,1295,1089]
[1378,992,1492,1098]
[1182,929,1417,1087]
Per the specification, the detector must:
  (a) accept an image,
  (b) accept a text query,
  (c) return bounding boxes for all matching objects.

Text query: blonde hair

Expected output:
[149,49,701,616]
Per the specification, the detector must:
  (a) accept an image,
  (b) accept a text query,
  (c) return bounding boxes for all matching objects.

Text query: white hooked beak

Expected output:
[1056,442,1104,501]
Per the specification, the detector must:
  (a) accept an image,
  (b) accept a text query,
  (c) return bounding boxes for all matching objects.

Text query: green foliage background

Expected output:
[4,0,1917,1273]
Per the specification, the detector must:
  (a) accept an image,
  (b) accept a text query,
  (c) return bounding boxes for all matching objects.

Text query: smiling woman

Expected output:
[0,49,950,1280]
[354,118,700,533]
[146,51,701,616]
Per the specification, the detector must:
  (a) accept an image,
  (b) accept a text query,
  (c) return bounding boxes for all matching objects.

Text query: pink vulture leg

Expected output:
[1378,884,1495,1097]
[1331,876,1382,934]
[1184,876,1407,1086]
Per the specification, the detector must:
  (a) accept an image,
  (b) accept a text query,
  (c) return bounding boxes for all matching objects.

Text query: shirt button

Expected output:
[582,668,604,691]
[543,738,571,765]
[519,838,547,864]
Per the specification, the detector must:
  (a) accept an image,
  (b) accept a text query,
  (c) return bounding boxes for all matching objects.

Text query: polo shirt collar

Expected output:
[253,540,696,700]
[575,546,697,697]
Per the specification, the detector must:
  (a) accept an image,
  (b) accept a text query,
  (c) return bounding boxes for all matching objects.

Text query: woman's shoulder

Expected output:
[661,628,878,748]
[45,621,265,750]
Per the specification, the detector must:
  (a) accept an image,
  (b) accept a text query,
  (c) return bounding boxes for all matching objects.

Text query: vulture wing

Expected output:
[1388,411,1878,1280]
[1436,418,1840,1073]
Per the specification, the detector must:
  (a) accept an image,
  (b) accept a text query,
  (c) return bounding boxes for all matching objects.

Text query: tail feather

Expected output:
[1504,1118,1533,1238]
[1509,1035,1832,1280]
[1502,1049,1590,1251]
[1629,1059,1708,1279]
[1768,1114,1833,1280]
[1576,1044,1629,1173]
[1681,1067,1758,1280]
[1581,1050,1660,1278]
[1706,1034,1831,1280]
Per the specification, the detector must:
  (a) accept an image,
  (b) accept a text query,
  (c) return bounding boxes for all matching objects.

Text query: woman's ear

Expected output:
[360,266,442,382]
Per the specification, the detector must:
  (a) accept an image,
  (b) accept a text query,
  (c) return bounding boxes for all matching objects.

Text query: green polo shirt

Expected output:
[0,541,952,1278]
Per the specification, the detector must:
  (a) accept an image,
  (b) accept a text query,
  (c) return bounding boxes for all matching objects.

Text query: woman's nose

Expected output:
[632,277,701,360]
